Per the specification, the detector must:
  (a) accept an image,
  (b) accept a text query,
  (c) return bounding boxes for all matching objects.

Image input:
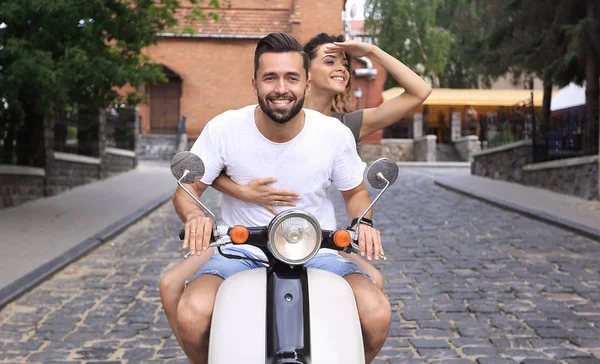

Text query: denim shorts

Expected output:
[185,246,374,287]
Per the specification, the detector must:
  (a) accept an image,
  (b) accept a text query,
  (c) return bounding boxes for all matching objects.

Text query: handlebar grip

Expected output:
[178,227,218,242]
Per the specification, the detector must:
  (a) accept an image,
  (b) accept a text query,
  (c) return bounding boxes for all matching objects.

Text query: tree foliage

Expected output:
[365,0,454,88]
[364,0,599,91]
[471,0,598,143]
[0,0,220,118]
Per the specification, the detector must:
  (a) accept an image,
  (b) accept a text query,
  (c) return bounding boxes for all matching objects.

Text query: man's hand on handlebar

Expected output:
[354,224,383,261]
[183,214,214,256]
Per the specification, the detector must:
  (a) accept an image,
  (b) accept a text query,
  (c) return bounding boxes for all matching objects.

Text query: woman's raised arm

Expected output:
[325,41,432,140]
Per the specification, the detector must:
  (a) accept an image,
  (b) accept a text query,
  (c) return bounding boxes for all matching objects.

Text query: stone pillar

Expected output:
[96,109,107,181]
[16,112,47,167]
[111,107,137,161]
[413,112,423,138]
[98,109,106,160]
[121,107,137,153]
[176,115,188,153]
[414,135,437,162]
[451,112,462,143]
[455,135,481,162]
[43,114,56,196]
[133,108,140,168]
[77,108,105,159]
[79,108,105,178]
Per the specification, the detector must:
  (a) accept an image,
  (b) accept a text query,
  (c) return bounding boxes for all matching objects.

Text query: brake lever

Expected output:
[349,242,387,261]
[183,236,232,259]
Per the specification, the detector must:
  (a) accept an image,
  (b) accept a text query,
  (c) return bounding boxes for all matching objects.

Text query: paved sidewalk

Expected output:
[433,173,600,242]
[0,161,175,308]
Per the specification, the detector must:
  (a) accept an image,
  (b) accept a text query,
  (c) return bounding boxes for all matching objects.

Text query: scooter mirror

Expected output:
[366,158,398,190]
[170,151,205,184]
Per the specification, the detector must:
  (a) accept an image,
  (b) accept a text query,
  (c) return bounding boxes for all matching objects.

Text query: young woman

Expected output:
[159,33,431,357]
[303,33,431,139]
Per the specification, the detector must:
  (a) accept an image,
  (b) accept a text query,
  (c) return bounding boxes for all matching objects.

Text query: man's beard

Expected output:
[257,92,305,124]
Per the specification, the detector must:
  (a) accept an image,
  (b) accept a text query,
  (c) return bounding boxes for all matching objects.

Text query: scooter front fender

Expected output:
[208,268,267,364]
[307,268,365,364]
[208,267,364,364]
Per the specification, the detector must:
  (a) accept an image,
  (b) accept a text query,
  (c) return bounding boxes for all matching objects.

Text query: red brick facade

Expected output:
[139,0,346,138]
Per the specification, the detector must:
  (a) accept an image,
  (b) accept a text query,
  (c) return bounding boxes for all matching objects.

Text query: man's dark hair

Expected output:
[254,33,310,78]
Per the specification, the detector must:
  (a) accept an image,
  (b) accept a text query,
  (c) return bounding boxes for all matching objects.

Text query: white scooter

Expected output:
[170,151,399,364]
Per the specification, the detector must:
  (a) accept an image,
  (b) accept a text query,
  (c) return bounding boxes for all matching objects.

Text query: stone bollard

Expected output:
[414,135,437,162]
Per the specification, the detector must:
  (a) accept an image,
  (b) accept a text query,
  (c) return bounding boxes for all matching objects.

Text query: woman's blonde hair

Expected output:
[303,33,354,113]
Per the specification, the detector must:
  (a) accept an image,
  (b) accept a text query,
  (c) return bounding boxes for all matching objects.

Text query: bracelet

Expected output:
[350,217,374,228]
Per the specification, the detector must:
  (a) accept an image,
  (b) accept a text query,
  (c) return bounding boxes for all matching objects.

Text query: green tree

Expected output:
[439,0,515,88]
[568,0,600,152]
[0,0,220,166]
[471,0,566,121]
[473,0,597,143]
[365,0,454,88]
[364,0,498,89]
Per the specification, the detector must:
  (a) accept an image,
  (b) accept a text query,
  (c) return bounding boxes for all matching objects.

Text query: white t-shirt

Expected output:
[189,105,364,255]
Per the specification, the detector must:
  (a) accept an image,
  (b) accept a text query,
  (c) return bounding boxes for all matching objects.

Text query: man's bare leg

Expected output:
[344,274,392,363]
[342,251,385,290]
[176,274,223,364]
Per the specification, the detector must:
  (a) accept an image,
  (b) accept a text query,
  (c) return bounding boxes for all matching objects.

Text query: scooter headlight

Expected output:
[268,210,322,265]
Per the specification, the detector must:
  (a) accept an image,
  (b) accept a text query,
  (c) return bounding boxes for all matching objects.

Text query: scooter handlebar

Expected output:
[177,226,385,260]
[177,226,220,242]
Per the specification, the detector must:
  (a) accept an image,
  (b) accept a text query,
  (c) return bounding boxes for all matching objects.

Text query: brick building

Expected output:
[343,0,387,151]
[139,0,348,140]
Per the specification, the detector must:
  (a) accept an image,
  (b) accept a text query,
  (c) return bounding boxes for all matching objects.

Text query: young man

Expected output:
[172,33,391,364]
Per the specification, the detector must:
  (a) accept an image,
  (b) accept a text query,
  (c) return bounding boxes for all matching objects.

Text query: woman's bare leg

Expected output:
[159,248,214,352]
[341,251,385,290]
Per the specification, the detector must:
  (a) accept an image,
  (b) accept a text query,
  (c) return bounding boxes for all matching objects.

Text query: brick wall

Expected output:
[293,0,345,44]
[139,0,347,139]
[1,151,138,209]
[473,143,599,200]
[102,148,137,178]
[381,139,414,162]
[472,141,533,182]
[45,155,101,196]
[0,170,45,208]
[1,110,139,209]
[136,134,179,160]
[139,39,259,138]
[522,156,599,200]
[213,0,291,9]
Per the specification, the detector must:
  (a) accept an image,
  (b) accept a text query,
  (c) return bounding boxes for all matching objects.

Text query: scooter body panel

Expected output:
[208,268,267,364]
[307,268,365,364]
[207,267,364,364]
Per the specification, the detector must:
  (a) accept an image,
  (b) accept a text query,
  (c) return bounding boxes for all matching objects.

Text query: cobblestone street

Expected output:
[1,170,600,363]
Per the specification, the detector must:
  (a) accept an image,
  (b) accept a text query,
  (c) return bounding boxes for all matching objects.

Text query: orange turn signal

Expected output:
[333,229,352,248]
[230,225,249,244]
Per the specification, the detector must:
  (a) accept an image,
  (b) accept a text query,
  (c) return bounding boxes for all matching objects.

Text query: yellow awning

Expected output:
[383,87,552,107]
